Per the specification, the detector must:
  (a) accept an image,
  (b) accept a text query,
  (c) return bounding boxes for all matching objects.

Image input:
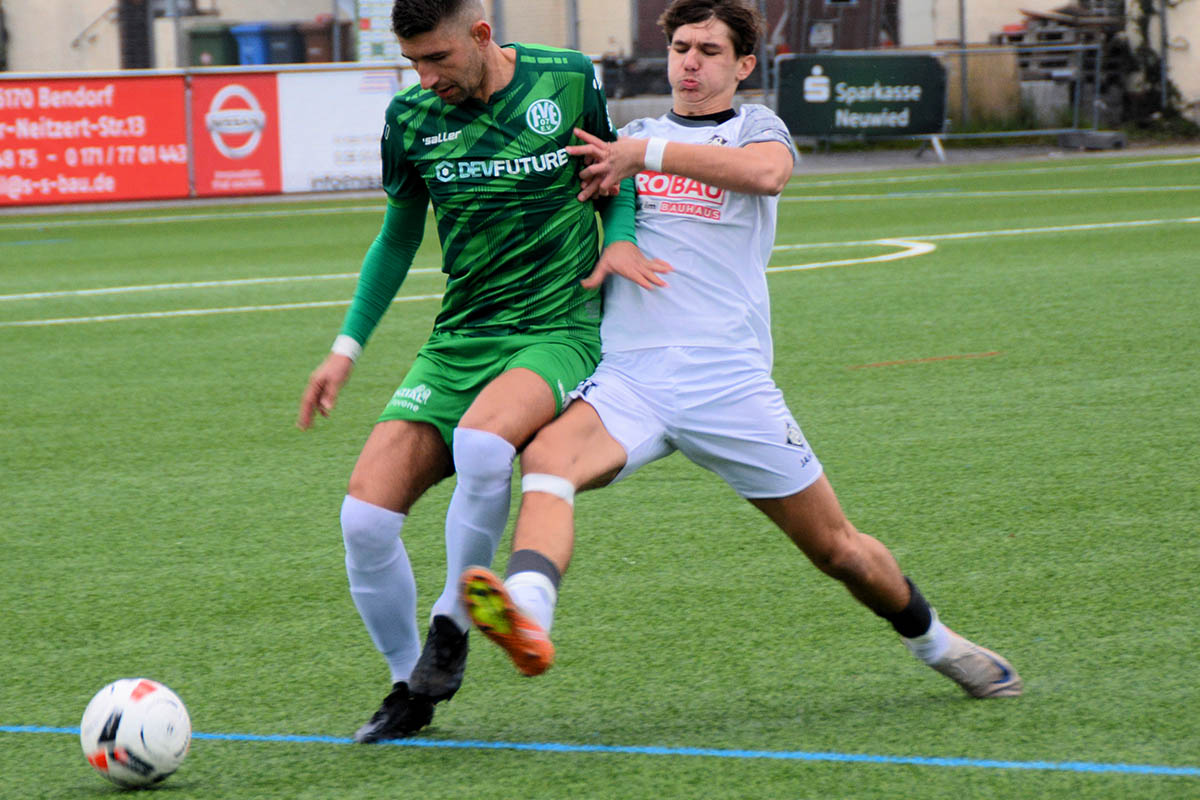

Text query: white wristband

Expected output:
[331,334,363,363]
[643,137,668,172]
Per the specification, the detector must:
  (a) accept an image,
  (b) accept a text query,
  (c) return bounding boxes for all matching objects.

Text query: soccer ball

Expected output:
[80,678,191,788]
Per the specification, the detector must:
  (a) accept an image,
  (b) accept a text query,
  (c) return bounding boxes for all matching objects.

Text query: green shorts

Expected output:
[377,330,601,446]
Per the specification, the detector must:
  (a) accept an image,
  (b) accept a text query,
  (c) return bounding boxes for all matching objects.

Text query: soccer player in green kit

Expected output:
[296,0,662,742]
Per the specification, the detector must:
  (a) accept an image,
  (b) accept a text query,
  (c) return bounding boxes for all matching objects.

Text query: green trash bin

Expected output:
[188,24,238,67]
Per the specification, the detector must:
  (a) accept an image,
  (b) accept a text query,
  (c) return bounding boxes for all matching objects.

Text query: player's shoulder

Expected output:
[736,103,786,125]
[511,42,594,75]
[618,112,671,138]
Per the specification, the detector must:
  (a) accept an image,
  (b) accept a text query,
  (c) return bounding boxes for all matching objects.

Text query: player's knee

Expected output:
[520,427,575,476]
[807,529,870,583]
[452,427,516,486]
[341,496,402,564]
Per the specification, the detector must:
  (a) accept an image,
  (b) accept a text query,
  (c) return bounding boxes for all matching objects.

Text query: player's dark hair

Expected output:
[391,0,480,38]
[658,0,764,57]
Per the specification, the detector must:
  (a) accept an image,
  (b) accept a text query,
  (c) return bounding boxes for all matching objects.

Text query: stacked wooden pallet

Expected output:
[990,3,1124,81]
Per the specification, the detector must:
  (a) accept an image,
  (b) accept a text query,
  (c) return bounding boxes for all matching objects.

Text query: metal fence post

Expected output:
[958,0,968,128]
[492,0,505,45]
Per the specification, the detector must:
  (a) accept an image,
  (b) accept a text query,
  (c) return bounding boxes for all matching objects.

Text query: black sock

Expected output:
[882,577,934,638]
[505,549,562,590]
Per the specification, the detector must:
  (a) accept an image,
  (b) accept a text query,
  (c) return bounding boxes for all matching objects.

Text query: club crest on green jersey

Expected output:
[526,99,562,135]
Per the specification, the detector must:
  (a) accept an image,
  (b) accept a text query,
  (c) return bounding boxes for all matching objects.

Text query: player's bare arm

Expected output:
[567,127,792,200]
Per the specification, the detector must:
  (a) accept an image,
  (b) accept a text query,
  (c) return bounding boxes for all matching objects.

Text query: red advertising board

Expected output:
[191,74,281,197]
[0,75,189,206]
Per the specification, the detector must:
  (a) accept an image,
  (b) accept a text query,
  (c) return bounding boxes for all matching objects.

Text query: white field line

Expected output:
[773,216,1200,252]
[781,184,1200,203]
[0,268,441,302]
[0,294,444,328]
[3,216,1197,329]
[786,155,1200,189]
[0,205,383,231]
[2,155,1196,232]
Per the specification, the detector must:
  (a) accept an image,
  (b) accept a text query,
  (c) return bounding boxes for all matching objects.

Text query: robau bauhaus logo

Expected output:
[205,84,267,159]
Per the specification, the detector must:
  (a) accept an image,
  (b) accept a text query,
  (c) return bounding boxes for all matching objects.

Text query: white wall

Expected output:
[578,1,632,56]
[1163,2,1199,123]
[215,0,335,26]
[7,0,123,72]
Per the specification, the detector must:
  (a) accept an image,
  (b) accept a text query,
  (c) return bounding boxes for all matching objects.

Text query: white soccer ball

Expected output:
[80,678,192,788]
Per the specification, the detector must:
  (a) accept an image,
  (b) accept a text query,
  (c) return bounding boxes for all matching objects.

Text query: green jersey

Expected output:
[380,43,616,339]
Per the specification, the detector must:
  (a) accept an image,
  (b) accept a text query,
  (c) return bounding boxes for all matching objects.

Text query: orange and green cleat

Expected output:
[460,567,555,677]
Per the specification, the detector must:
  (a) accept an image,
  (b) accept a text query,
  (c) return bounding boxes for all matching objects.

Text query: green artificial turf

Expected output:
[1,152,1197,799]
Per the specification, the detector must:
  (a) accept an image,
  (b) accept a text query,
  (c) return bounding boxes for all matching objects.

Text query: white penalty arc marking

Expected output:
[768,238,935,273]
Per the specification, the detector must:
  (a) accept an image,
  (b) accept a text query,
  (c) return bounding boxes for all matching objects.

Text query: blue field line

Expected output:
[4,725,1197,778]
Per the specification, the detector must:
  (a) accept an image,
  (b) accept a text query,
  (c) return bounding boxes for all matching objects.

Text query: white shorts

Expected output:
[570,347,823,499]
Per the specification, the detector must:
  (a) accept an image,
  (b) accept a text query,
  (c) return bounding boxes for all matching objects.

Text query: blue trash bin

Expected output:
[231,23,271,65]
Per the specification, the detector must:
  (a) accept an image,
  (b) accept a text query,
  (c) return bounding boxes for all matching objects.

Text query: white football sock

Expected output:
[431,427,516,631]
[505,571,559,633]
[902,611,952,664]
[341,495,420,684]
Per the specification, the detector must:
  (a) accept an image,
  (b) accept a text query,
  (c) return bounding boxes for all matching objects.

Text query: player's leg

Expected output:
[411,366,556,698]
[416,337,602,689]
[674,353,1021,698]
[343,419,453,742]
[751,481,1021,697]
[460,398,628,675]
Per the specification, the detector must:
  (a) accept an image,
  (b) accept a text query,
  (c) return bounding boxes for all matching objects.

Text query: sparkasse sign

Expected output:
[777,54,946,138]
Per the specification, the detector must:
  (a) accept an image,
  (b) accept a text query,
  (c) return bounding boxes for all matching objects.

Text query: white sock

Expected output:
[431,427,516,631]
[505,571,559,633]
[902,611,952,664]
[341,495,420,684]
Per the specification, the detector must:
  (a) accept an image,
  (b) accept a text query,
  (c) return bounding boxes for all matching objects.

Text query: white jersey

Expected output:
[600,104,798,370]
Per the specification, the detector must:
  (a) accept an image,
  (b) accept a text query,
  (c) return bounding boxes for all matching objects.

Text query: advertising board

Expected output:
[190,73,282,197]
[0,75,188,206]
[777,55,946,138]
[277,69,410,194]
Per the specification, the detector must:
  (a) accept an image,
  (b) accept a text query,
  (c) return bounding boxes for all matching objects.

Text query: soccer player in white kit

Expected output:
[460,0,1022,700]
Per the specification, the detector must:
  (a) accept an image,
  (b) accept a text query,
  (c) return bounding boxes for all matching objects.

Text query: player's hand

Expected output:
[567,128,646,201]
[579,173,621,200]
[297,353,355,430]
[581,240,673,291]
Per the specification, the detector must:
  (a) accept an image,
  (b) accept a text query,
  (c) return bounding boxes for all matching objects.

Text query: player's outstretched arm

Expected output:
[581,241,673,291]
[568,127,793,198]
[297,353,355,430]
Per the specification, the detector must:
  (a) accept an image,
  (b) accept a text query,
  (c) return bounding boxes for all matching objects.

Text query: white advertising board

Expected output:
[276,68,416,194]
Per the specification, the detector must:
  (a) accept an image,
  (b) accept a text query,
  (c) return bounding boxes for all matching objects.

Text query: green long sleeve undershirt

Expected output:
[338,177,638,350]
